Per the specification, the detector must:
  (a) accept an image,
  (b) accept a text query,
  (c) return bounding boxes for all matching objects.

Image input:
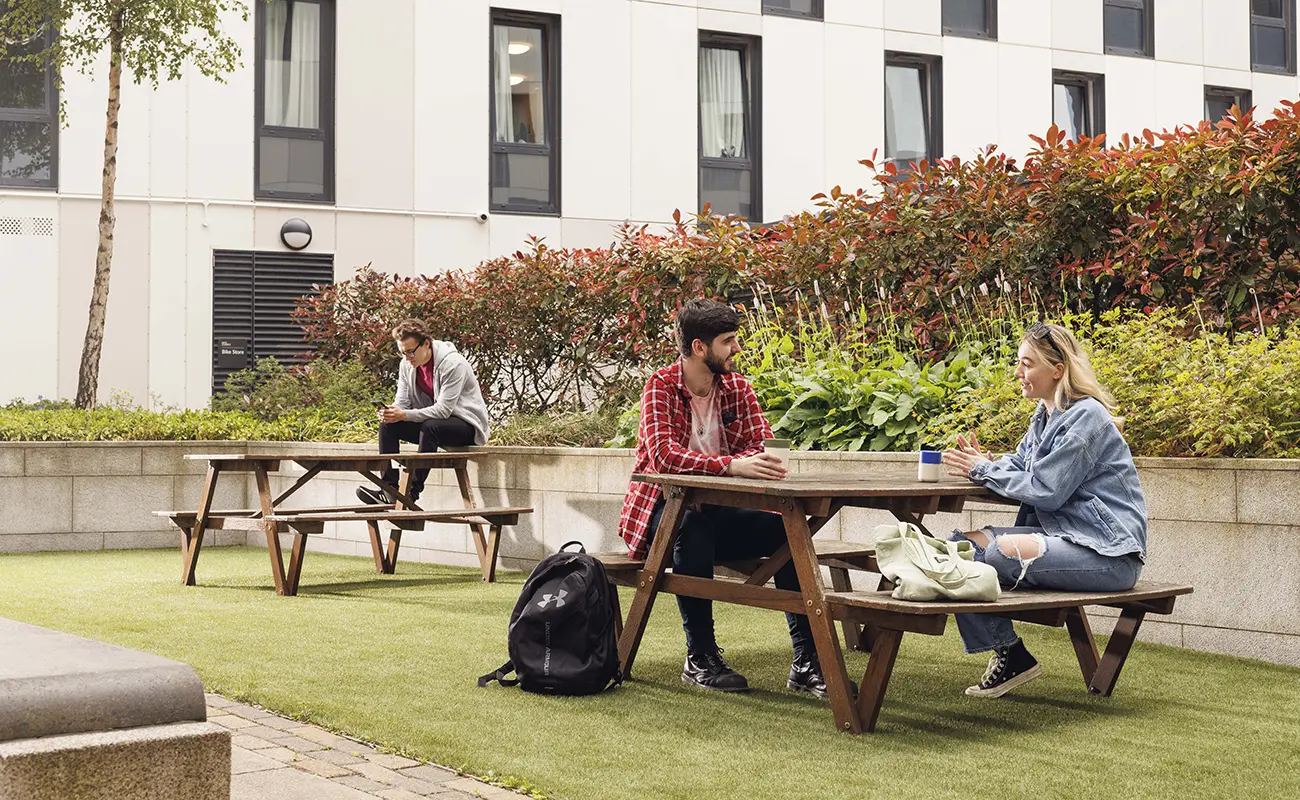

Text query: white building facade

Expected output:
[1,0,1297,408]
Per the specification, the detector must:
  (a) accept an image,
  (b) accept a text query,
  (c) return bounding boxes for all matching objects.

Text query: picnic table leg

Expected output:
[1089,607,1146,696]
[480,523,502,583]
[367,521,392,574]
[828,566,863,652]
[617,487,687,680]
[254,466,289,596]
[386,529,403,572]
[1065,607,1101,688]
[182,463,221,586]
[855,628,904,733]
[286,533,308,596]
[454,465,495,582]
[780,500,862,734]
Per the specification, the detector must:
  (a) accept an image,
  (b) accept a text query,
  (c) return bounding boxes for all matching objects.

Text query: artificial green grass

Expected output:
[1,547,1295,800]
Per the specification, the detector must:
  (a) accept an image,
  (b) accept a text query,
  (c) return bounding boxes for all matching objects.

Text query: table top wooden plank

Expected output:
[183,451,480,463]
[825,581,1194,615]
[632,469,998,499]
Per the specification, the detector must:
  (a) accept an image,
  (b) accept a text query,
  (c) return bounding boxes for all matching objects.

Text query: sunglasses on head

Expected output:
[1026,322,1066,360]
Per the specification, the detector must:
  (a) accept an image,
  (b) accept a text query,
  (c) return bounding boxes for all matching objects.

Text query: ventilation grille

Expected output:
[212,249,334,396]
[0,216,55,236]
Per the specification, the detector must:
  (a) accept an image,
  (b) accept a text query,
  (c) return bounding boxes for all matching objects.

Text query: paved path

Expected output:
[207,693,527,799]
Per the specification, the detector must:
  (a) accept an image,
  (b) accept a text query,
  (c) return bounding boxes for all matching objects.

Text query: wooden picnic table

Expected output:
[611,468,1190,738]
[157,452,530,596]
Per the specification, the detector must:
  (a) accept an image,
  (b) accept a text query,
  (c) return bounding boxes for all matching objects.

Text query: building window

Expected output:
[1103,0,1154,56]
[1251,0,1296,74]
[255,0,335,202]
[490,10,560,215]
[942,0,997,39]
[1205,86,1252,121]
[212,250,333,396]
[884,53,942,170]
[0,22,58,189]
[1053,71,1105,141]
[762,1,824,20]
[699,33,761,220]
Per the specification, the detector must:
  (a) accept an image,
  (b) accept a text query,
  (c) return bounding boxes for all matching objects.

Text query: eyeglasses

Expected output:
[1026,322,1065,361]
[397,340,426,358]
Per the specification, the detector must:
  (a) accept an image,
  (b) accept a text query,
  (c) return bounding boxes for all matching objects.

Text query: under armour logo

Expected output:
[537,589,568,609]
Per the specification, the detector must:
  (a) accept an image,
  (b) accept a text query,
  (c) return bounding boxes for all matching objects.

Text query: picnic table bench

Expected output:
[604,470,1193,733]
[156,452,531,595]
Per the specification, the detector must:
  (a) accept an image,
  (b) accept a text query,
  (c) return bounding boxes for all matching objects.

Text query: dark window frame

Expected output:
[1103,0,1155,57]
[1251,0,1296,75]
[489,9,561,216]
[1205,85,1253,121]
[698,31,762,222]
[1053,70,1106,140]
[883,51,943,170]
[761,1,824,21]
[941,0,998,40]
[253,0,336,204]
[0,22,59,190]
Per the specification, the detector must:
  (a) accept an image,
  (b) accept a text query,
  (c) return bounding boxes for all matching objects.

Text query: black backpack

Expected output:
[477,541,622,695]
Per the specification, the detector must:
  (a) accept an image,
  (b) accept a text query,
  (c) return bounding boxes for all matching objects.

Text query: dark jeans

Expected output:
[646,499,814,659]
[378,416,475,494]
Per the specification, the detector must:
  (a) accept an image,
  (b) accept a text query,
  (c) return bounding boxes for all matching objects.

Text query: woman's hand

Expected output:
[943,432,993,478]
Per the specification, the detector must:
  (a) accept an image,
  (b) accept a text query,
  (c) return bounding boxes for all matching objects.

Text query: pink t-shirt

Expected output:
[415,362,436,399]
[687,387,723,457]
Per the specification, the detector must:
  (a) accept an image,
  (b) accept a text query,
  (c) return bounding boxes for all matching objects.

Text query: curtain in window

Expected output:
[492,26,516,142]
[884,64,927,163]
[1054,84,1083,140]
[264,0,321,129]
[700,48,746,159]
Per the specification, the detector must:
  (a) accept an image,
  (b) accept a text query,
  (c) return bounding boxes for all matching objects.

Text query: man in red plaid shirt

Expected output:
[617,299,835,697]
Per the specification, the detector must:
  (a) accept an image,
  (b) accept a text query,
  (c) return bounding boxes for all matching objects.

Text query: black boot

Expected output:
[788,654,858,699]
[682,648,749,693]
[965,639,1042,698]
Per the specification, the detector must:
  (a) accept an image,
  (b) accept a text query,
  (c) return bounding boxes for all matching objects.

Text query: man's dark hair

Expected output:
[391,318,431,343]
[676,299,739,357]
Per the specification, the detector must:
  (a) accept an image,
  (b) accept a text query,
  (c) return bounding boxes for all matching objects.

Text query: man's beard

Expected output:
[704,350,732,375]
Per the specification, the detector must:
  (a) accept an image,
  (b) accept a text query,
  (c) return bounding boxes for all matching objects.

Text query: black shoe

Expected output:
[355,485,390,505]
[788,656,859,700]
[682,648,749,693]
[965,639,1042,698]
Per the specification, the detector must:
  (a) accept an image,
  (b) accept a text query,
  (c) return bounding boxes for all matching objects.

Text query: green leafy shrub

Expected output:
[923,311,1300,458]
[490,409,623,448]
[0,407,377,443]
[212,357,386,423]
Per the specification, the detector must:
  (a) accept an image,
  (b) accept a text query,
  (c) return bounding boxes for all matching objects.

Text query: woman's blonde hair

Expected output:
[1023,323,1118,415]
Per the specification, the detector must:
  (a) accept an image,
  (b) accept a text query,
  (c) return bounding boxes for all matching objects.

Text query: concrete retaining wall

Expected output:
[2,442,1298,667]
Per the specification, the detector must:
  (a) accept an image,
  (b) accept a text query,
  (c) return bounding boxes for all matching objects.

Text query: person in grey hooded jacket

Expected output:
[356,318,491,506]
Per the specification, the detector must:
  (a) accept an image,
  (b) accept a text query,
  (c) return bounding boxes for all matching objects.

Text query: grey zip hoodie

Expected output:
[393,340,491,445]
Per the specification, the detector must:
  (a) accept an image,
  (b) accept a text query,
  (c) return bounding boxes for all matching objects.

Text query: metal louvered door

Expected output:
[212,250,334,396]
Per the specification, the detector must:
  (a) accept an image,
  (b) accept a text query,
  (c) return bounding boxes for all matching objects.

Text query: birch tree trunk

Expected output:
[74,9,124,409]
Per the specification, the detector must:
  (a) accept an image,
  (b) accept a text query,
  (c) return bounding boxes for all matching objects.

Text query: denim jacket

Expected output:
[968,397,1148,560]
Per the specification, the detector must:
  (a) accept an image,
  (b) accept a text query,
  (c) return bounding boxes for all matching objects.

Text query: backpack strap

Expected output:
[477,660,519,688]
[558,540,587,554]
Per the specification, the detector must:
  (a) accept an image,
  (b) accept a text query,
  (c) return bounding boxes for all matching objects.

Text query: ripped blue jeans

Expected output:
[948,527,1143,654]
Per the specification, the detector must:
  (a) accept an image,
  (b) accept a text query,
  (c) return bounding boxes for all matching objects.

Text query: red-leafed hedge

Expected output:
[295,105,1300,413]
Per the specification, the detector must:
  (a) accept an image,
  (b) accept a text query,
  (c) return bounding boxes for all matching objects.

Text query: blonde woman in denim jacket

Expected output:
[943,323,1148,698]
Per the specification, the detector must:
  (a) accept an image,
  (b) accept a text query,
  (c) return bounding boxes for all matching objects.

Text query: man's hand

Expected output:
[726,452,787,481]
[378,406,408,424]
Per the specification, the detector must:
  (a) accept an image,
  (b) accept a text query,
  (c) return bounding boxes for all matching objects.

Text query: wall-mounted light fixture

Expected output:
[279,218,312,251]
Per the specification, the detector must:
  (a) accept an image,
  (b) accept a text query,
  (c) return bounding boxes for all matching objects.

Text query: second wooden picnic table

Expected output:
[157,452,531,596]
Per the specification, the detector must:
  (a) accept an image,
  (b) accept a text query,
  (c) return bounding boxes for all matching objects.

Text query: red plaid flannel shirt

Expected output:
[617,360,773,558]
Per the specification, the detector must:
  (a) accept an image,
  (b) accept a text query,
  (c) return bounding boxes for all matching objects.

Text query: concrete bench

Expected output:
[0,618,229,800]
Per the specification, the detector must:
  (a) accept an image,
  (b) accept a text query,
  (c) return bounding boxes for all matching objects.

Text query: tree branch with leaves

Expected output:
[0,0,251,408]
